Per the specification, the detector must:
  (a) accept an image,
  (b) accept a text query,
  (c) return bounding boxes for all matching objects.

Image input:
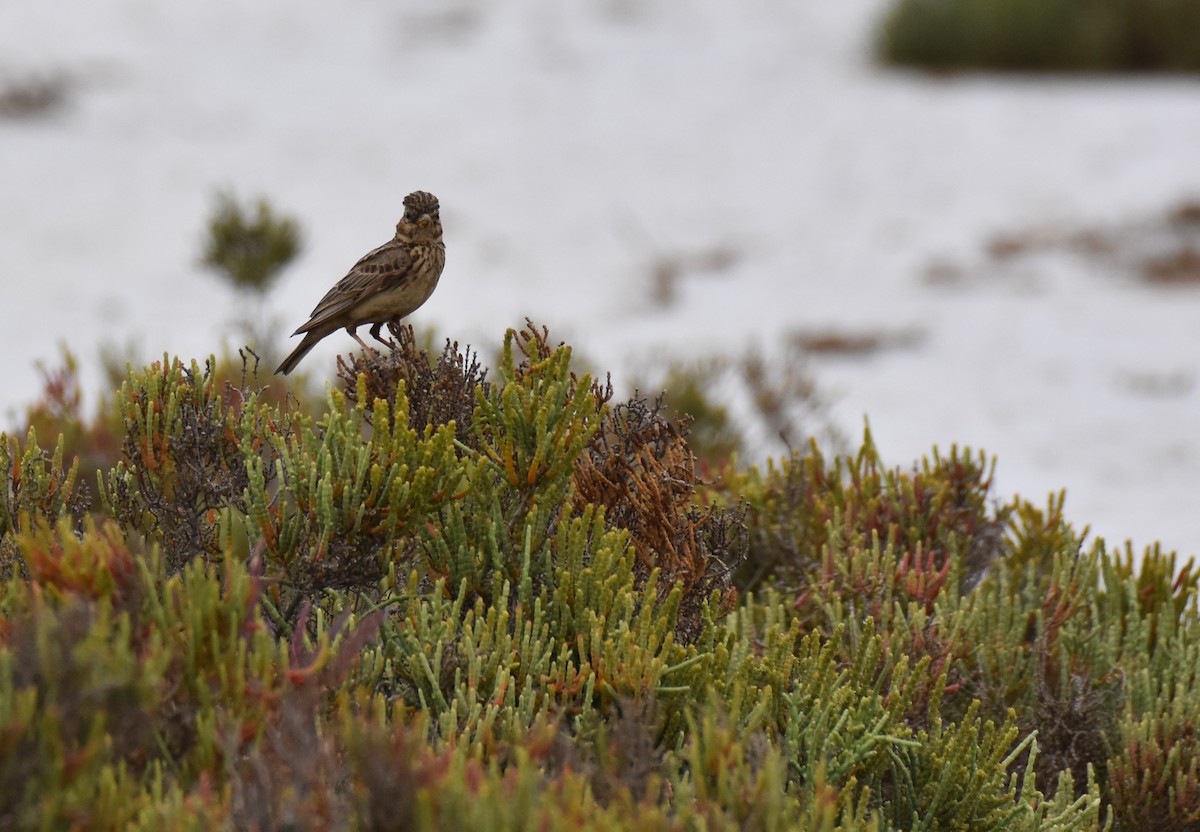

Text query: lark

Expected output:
[275,191,446,375]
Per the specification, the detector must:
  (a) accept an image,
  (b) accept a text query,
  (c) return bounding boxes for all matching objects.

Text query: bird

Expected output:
[275,190,446,375]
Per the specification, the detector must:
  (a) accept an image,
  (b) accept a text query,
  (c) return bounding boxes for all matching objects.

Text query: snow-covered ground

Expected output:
[2,0,1198,556]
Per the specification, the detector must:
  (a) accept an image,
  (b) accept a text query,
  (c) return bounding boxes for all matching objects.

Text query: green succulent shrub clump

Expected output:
[1,321,1196,829]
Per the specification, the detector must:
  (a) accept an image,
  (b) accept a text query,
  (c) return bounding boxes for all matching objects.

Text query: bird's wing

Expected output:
[293,241,413,334]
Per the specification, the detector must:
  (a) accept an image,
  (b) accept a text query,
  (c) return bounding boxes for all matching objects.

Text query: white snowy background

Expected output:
[1,0,1197,556]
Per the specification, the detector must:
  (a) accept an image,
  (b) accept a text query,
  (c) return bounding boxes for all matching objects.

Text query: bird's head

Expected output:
[397,191,442,241]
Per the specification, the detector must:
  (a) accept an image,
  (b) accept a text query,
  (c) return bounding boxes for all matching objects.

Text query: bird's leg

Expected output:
[346,326,380,355]
[369,321,392,347]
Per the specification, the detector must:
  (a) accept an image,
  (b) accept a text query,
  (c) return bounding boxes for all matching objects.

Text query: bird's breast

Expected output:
[354,264,442,322]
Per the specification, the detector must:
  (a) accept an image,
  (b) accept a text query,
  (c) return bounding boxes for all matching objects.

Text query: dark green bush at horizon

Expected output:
[1,322,1197,829]
[878,0,1200,73]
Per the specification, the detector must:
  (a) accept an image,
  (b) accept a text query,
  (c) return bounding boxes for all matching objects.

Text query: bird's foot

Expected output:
[369,321,393,348]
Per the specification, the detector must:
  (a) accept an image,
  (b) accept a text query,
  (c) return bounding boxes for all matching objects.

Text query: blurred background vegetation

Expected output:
[878,0,1200,72]
[200,191,303,363]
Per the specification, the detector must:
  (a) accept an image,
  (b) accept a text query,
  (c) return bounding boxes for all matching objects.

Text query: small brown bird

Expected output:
[275,190,446,375]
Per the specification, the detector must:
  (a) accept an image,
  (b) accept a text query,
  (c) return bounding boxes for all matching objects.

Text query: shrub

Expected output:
[877,0,1200,73]
[1,321,1195,829]
[200,191,303,360]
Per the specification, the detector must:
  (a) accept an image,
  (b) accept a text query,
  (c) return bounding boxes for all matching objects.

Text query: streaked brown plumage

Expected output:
[275,190,446,375]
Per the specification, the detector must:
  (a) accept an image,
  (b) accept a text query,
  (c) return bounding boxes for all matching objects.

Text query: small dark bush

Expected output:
[0,72,71,119]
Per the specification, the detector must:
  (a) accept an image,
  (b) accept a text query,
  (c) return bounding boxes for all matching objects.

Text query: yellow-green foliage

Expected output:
[0,428,82,576]
[244,378,463,600]
[0,519,288,827]
[0,322,1194,829]
[99,356,272,568]
[420,327,607,595]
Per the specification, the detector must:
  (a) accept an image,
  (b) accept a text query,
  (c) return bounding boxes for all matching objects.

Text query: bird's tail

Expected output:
[275,332,321,375]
